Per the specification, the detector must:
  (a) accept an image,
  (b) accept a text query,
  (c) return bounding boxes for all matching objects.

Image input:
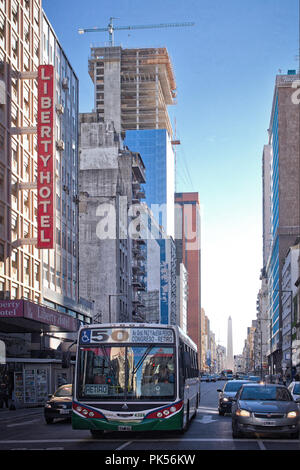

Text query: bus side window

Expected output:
[178,342,185,395]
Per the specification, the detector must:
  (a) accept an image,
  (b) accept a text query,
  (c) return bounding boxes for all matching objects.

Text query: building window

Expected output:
[11,285,18,299]
[0,242,4,275]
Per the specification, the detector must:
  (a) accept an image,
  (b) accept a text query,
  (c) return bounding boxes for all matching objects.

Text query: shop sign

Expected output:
[0,300,23,317]
[24,301,78,331]
[37,65,55,249]
[0,300,79,332]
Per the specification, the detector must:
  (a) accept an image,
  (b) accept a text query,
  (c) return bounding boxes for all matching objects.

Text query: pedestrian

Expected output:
[0,381,9,408]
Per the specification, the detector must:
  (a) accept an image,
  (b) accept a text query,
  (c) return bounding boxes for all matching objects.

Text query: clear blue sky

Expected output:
[43,0,299,355]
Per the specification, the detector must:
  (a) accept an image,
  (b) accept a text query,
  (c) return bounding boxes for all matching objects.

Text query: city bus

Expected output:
[72,323,200,436]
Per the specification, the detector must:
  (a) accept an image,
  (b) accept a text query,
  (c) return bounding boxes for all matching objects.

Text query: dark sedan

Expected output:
[217,380,250,415]
[44,384,72,424]
[231,383,300,438]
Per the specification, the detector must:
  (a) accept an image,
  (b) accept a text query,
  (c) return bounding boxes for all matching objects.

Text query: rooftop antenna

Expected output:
[78,18,195,46]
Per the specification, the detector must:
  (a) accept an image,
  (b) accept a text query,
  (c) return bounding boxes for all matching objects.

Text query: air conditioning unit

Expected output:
[62,77,69,90]
[56,140,65,151]
[56,103,64,115]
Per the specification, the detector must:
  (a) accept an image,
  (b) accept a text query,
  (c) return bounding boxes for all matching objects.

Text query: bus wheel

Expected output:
[90,429,104,438]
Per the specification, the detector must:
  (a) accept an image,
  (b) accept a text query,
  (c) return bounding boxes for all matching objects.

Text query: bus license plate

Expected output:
[118,425,132,431]
[263,420,276,426]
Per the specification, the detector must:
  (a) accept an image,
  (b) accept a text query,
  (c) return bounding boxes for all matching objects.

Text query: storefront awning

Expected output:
[0,299,80,333]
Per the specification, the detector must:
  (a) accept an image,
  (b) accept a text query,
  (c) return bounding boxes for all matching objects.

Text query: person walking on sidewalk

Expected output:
[0,379,9,408]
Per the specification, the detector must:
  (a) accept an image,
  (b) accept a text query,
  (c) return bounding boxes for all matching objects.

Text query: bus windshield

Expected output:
[77,345,175,401]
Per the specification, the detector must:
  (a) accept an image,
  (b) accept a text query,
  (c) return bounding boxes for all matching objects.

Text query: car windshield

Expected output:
[293,384,300,395]
[240,386,292,401]
[224,381,248,392]
[54,385,72,397]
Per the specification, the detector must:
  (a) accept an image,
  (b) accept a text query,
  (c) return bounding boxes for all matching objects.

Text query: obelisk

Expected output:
[226,316,234,371]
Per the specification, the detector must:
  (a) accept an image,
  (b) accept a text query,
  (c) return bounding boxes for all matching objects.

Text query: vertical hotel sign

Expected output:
[37,65,55,249]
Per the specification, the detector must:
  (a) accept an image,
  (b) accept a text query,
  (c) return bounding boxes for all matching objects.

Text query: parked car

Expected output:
[200,375,209,382]
[217,380,250,416]
[209,375,217,382]
[44,384,73,424]
[231,383,300,438]
[248,376,261,383]
[288,381,300,402]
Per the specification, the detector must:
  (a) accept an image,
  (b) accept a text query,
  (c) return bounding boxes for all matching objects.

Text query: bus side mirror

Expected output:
[62,351,71,369]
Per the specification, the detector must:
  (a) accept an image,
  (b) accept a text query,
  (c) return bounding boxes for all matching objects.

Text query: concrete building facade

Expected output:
[175,192,201,367]
[0,1,93,407]
[78,114,148,324]
[264,72,300,374]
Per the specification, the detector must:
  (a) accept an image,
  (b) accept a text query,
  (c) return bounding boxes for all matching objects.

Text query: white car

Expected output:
[288,381,300,403]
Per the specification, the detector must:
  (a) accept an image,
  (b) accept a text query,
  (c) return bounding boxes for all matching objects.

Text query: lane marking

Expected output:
[115,441,133,451]
[195,416,218,424]
[7,419,40,428]
[0,438,298,444]
[257,440,266,450]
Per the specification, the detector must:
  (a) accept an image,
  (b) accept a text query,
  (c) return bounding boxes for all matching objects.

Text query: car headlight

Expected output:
[222,397,229,402]
[236,409,250,417]
[287,411,299,419]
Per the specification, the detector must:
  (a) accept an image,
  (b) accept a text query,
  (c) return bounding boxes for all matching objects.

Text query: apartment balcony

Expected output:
[132,291,145,307]
[132,244,146,261]
[132,153,146,184]
[132,276,146,291]
[132,260,146,275]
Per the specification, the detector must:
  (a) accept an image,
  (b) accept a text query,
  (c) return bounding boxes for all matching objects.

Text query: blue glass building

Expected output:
[125,129,175,238]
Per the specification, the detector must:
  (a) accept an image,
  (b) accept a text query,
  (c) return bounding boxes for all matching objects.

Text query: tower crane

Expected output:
[78,17,195,46]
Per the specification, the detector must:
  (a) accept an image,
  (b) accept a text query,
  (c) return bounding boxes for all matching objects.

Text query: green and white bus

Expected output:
[72,323,200,436]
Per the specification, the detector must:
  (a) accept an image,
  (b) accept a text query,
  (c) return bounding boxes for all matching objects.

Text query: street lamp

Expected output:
[108,293,123,323]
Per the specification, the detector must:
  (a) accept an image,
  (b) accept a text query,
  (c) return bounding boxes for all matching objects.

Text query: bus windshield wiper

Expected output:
[130,345,153,389]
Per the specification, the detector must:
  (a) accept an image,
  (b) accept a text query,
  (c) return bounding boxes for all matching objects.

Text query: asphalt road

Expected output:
[0,380,300,455]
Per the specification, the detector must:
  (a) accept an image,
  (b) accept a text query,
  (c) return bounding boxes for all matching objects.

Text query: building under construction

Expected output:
[88,46,176,137]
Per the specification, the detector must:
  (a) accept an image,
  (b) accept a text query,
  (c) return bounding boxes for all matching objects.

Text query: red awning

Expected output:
[0,299,79,333]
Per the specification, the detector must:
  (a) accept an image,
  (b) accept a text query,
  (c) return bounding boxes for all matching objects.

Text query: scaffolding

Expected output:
[89,46,176,137]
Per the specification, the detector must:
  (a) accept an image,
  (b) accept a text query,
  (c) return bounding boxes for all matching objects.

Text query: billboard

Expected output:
[37,65,55,249]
